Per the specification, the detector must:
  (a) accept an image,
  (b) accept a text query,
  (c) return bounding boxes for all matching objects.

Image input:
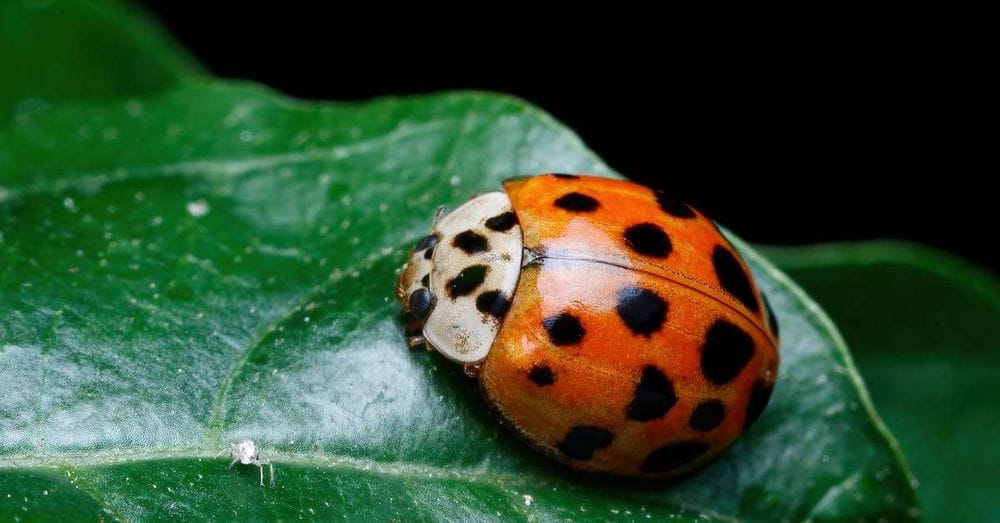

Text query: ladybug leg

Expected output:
[431,205,448,227]
[463,363,482,379]
[404,316,427,349]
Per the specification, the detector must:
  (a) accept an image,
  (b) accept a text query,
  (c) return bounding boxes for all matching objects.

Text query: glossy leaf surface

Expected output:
[0,82,918,521]
[770,242,1000,522]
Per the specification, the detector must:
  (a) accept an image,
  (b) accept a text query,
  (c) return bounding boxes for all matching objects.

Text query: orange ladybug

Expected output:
[396,174,779,478]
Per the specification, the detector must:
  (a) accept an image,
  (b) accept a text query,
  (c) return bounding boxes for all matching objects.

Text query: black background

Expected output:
[140,5,993,270]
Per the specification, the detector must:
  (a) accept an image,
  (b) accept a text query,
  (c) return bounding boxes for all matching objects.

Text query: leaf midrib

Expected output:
[6,449,736,521]
[3,448,530,485]
[7,450,735,522]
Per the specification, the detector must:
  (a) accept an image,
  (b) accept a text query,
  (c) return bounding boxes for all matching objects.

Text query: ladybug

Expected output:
[396,174,779,478]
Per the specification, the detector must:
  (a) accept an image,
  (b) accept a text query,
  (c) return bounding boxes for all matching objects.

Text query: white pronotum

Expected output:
[425,192,522,363]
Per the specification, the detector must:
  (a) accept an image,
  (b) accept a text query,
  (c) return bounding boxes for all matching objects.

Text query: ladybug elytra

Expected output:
[396,174,779,478]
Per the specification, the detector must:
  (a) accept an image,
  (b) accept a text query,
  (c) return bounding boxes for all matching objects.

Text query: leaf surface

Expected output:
[0,82,920,521]
[0,0,202,120]
[769,242,1000,522]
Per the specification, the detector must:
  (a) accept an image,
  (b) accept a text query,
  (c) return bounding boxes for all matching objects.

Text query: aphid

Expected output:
[217,439,275,486]
[396,174,780,478]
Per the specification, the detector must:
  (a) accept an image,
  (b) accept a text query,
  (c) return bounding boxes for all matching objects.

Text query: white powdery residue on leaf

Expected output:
[186,200,210,217]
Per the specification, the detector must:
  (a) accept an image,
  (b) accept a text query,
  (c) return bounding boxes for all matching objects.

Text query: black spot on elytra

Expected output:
[415,234,438,251]
[624,223,672,258]
[485,211,517,232]
[654,189,697,218]
[712,246,759,313]
[551,173,579,179]
[744,380,774,429]
[641,441,709,474]
[453,230,489,254]
[626,365,677,421]
[408,288,435,319]
[543,312,585,346]
[762,293,779,337]
[557,426,614,460]
[446,265,488,299]
[420,274,430,288]
[689,400,725,432]
[616,286,668,337]
[700,320,755,386]
[554,192,599,212]
[476,290,510,318]
[527,364,555,386]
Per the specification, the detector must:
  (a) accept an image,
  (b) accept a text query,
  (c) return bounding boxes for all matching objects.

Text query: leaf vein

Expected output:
[204,244,402,443]
[57,465,128,523]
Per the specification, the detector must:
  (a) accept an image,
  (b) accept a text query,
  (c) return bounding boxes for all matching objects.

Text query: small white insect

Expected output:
[216,439,275,487]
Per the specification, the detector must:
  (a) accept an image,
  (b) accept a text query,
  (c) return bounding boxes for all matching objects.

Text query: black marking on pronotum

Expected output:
[445,265,488,299]
[485,211,518,232]
[453,230,489,254]
[476,290,510,318]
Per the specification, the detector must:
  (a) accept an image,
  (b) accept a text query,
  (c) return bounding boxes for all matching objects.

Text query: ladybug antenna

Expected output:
[432,205,448,227]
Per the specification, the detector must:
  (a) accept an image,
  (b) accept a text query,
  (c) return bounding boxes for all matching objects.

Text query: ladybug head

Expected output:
[395,192,523,364]
[396,217,441,346]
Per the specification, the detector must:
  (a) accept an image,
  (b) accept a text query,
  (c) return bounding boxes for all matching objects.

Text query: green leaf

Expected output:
[0,0,203,120]
[0,82,918,521]
[767,242,1000,522]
